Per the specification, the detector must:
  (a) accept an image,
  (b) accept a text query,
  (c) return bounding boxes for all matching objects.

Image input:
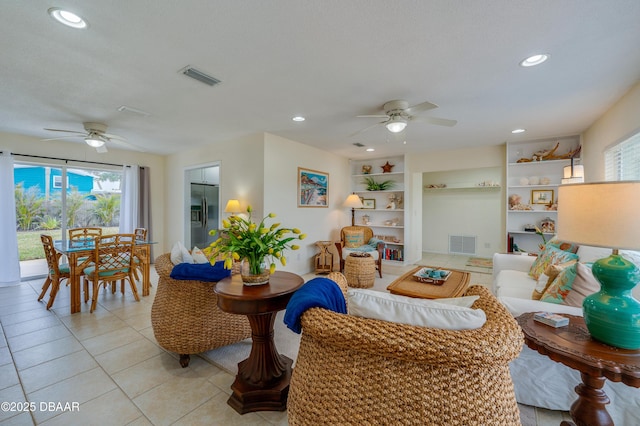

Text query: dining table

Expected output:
[54,238,155,314]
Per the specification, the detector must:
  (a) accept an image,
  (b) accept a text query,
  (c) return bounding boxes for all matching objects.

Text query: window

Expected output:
[605,130,640,181]
[53,175,62,188]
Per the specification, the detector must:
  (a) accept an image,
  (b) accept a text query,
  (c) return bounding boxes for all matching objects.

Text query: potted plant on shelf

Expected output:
[205,206,306,285]
[363,176,395,191]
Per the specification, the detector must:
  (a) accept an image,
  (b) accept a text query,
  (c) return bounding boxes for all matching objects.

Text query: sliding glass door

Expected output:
[14,162,122,278]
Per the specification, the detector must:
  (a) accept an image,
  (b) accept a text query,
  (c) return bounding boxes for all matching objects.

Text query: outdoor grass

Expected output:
[18,227,120,261]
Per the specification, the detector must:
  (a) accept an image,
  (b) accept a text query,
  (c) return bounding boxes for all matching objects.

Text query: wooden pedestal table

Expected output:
[214,271,304,414]
[517,313,640,426]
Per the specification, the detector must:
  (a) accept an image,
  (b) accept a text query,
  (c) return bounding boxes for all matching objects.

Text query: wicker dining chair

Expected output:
[83,234,139,313]
[131,227,148,282]
[151,253,251,367]
[37,234,71,310]
[68,227,102,242]
[288,273,524,426]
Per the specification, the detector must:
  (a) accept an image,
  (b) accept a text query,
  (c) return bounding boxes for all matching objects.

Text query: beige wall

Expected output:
[0,131,167,253]
[583,81,640,181]
[163,133,265,252]
[263,133,349,273]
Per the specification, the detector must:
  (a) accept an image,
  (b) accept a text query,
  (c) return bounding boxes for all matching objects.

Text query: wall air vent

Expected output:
[449,235,477,255]
[353,142,365,147]
[180,66,221,87]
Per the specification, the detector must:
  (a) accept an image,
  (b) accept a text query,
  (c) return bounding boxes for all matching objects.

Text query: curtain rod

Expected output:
[1,152,127,168]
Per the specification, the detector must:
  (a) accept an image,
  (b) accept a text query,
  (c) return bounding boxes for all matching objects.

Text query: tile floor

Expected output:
[0,253,570,425]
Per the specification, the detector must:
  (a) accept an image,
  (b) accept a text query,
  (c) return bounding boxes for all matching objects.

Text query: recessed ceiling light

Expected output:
[48,8,87,29]
[512,128,526,134]
[292,116,305,122]
[366,148,375,152]
[520,54,549,67]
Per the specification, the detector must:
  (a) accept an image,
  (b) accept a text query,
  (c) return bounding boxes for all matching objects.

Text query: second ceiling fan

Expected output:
[42,122,142,153]
[352,100,457,137]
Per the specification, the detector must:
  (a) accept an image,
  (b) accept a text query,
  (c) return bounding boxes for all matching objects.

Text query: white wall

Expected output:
[422,167,502,257]
[407,144,506,256]
[582,81,640,181]
[263,133,350,274]
[0,132,167,253]
[163,133,265,252]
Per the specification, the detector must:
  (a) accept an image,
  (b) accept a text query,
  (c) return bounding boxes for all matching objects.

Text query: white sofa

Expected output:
[493,247,640,426]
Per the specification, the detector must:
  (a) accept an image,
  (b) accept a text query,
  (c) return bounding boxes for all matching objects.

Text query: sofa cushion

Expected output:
[191,246,209,264]
[540,263,578,304]
[347,288,486,330]
[170,242,194,264]
[532,260,578,300]
[344,229,365,248]
[528,245,579,281]
[563,263,600,308]
[495,269,538,298]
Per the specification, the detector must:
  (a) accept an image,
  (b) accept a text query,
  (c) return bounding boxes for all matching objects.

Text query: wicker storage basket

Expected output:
[344,254,376,288]
[151,253,251,367]
[288,273,523,425]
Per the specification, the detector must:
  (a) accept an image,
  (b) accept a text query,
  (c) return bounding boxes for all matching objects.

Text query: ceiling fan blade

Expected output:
[413,116,458,127]
[96,145,108,154]
[356,114,389,118]
[106,137,145,152]
[43,128,85,135]
[41,135,83,142]
[349,120,387,137]
[102,132,126,141]
[405,101,438,115]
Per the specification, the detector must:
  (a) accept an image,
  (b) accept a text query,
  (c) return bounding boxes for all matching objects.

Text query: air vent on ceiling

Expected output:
[180,66,221,86]
[117,105,151,117]
[353,142,365,147]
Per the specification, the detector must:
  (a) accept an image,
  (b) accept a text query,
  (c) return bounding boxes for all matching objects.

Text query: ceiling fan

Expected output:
[351,100,457,137]
[42,122,142,153]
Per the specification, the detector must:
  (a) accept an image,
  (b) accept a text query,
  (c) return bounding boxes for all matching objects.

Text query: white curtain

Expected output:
[119,165,140,233]
[0,152,21,283]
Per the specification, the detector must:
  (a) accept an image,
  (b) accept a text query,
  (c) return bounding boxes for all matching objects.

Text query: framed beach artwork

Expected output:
[298,167,329,207]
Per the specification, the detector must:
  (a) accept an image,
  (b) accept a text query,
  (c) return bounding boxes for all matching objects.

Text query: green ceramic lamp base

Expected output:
[583,253,640,350]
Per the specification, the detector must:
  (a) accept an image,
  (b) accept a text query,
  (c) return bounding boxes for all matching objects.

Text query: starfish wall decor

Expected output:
[381,161,395,173]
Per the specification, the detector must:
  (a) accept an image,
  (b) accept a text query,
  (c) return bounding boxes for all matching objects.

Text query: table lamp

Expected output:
[224,199,241,214]
[557,181,640,349]
[343,193,363,226]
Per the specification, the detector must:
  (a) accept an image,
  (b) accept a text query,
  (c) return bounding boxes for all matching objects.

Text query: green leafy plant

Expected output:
[39,215,60,230]
[363,176,395,191]
[205,206,306,274]
[15,183,45,231]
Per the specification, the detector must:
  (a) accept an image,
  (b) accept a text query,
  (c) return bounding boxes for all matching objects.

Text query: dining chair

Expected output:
[83,234,139,313]
[37,234,71,310]
[131,228,148,282]
[68,227,102,243]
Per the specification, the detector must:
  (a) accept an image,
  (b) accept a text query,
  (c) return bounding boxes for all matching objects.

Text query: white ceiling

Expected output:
[1,1,639,159]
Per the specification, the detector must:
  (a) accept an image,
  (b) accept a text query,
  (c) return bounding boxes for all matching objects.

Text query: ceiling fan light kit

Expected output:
[386,116,407,133]
[85,136,105,148]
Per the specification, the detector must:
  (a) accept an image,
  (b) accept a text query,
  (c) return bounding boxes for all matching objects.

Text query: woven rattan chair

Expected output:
[37,234,71,310]
[84,234,139,313]
[151,253,252,367]
[335,226,383,277]
[288,273,524,426]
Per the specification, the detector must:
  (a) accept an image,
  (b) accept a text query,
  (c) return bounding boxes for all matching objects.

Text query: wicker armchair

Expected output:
[151,253,251,367]
[335,226,384,277]
[288,273,524,426]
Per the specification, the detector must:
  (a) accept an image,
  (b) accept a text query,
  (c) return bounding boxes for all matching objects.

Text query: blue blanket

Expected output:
[170,261,231,282]
[284,277,347,334]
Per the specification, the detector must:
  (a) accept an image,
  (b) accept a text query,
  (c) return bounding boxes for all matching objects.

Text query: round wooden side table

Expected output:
[517,312,640,426]
[215,271,304,414]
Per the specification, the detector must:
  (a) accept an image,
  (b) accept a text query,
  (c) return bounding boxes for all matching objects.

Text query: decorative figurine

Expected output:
[386,194,397,209]
[362,165,372,174]
[381,161,395,173]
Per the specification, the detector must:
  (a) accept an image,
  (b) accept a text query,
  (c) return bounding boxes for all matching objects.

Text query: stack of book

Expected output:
[534,312,569,328]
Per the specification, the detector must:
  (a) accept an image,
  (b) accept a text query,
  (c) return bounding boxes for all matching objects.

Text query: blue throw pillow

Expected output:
[170,261,231,282]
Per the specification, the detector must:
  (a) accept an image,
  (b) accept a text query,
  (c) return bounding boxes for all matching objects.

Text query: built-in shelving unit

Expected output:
[506,136,581,253]
[350,156,406,263]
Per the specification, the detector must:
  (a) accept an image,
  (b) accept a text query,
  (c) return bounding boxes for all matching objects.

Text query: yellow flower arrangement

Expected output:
[204,205,306,275]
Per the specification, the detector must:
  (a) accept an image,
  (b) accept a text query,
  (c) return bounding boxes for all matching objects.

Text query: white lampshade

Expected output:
[386,117,407,133]
[557,181,640,250]
[85,137,105,148]
[343,194,363,208]
[224,199,241,213]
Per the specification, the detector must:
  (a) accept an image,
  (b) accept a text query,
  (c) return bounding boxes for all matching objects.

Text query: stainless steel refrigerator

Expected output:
[190,183,219,248]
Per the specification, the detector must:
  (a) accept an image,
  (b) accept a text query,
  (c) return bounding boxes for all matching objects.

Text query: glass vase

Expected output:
[240,259,270,286]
